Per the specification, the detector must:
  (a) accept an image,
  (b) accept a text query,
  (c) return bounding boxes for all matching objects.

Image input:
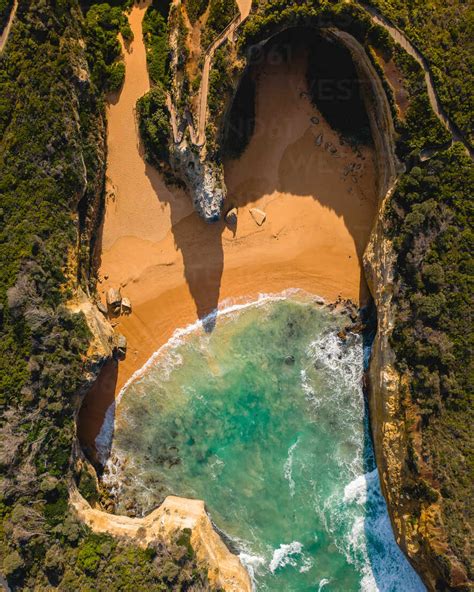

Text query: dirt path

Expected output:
[78,26,378,455]
[361,2,473,158]
[193,0,253,144]
[0,0,18,52]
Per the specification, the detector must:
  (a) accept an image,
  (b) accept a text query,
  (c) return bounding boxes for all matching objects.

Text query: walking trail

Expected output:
[361,2,473,159]
[188,0,253,144]
[78,3,378,455]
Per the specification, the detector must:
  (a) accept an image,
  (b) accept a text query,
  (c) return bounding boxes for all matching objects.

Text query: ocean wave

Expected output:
[239,552,265,590]
[343,469,379,505]
[318,578,331,591]
[340,470,426,592]
[269,541,303,573]
[283,438,299,497]
[307,330,364,393]
[96,288,324,464]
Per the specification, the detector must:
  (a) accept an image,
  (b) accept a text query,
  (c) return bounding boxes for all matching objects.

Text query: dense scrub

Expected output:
[137,83,171,165]
[0,0,209,588]
[0,0,13,31]
[365,0,474,146]
[138,0,172,170]
[387,144,474,580]
[142,0,171,86]
[185,0,209,24]
[389,45,451,159]
[84,2,133,92]
[201,0,239,48]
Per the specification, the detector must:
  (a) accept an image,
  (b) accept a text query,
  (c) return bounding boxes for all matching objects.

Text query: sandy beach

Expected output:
[77,3,378,455]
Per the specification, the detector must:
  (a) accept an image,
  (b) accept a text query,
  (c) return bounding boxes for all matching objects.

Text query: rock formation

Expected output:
[249,207,266,226]
[70,488,252,592]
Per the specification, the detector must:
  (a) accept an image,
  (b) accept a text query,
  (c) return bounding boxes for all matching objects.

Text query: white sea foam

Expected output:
[269,541,303,573]
[96,289,321,464]
[343,469,378,505]
[299,555,313,573]
[283,438,299,496]
[308,330,364,393]
[339,469,426,592]
[239,552,265,590]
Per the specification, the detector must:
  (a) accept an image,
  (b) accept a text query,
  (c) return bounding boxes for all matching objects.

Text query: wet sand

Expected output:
[77,4,378,454]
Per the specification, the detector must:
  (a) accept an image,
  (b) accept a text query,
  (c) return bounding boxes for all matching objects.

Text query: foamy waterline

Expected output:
[95,289,326,462]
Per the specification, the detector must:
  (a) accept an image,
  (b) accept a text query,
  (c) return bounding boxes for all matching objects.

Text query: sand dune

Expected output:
[78,5,378,454]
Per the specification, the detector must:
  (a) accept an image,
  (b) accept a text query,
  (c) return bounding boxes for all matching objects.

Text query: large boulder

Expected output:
[106,288,121,307]
[250,207,266,226]
[121,297,132,314]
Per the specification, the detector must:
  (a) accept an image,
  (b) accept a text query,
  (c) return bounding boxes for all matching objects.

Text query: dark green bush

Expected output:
[201,0,238,48]
[388,143,474,573]
[84,2,129,92]
[0,0,13,30]
[185,0,209,24]
[137,83,171,165]
[142,0,170,86]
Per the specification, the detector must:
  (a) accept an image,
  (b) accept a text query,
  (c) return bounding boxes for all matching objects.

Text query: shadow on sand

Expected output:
[80,27,378,471]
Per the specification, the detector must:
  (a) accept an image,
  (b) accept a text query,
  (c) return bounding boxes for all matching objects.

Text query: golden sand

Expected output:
[78,3,378,453]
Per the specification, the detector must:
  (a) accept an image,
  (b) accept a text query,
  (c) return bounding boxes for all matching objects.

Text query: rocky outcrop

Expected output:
[170,141,225,222]
[364,188,470,590]
[68,289,115,385]
[70,488,252,592]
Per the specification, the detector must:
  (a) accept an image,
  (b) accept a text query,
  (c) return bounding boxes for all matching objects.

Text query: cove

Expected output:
[102,294,425,591]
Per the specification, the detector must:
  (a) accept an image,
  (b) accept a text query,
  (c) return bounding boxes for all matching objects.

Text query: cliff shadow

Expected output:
[222,27,379,304]
[142,150,225,333]
[77,359,118,468]
[146,27,379,328]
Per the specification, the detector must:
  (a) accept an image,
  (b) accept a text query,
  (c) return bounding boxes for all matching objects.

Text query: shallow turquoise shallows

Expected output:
[103,295,425,591]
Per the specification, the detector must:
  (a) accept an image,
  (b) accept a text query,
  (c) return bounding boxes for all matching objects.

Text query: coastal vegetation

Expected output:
[0,0,13,30]
[389,45,451,159]
[84,2,133,92]
[142,0,170,86]
[137,83,171,165]
[137,0,172,170]
[388,144,474,578]
[0,0,209,588]
[201,0,239,48]
[365,0,474,146]
[1,0,473,588]
[185,0,209,25]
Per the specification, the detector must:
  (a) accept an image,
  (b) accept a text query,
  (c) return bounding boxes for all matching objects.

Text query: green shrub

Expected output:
[84,3,129,92]
[137,83,171,165]
[142,0,170,86]
[185,0,209,24]
[0,0,13,30]
[388,143,474,574]
[201,0,238,48]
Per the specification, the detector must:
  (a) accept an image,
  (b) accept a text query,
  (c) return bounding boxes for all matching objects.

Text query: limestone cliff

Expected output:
[364,192,471,590]
[71,488,252,592]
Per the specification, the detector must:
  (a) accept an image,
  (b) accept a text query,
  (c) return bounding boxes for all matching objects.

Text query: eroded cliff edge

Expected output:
[156,1,472,588]
[71,1,473,590]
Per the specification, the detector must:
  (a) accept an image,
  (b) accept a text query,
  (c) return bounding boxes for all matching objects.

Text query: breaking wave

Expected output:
[99,293,425,591]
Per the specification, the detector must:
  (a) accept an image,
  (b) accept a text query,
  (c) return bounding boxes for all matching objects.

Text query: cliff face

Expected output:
[71,488,252,592]
[364,194,470,591]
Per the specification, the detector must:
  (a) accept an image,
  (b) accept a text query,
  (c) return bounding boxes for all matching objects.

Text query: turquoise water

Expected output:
[102,295,425,591]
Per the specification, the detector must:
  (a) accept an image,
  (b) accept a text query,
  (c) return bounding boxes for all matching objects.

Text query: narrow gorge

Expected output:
[0,0,471,590]
[76,1,428,590]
